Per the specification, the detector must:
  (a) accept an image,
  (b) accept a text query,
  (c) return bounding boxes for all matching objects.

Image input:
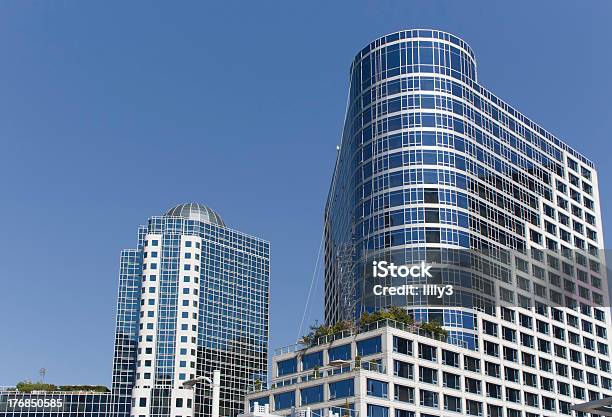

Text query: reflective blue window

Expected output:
[368,404,389,417]
[274,391,295,410]
[357,336,381,356]
[329,344,352,362]
[366,378,388,398]
[302,351,323,371]
[277,358,297,376]
[329,379,354,400]
[300,385,323,405]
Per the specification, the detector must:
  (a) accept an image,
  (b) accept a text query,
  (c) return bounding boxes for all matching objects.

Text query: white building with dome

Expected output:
[111,203,270,417]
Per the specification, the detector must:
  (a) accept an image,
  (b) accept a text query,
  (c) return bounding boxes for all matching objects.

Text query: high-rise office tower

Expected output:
[242,29,612,417]
[112,203,270,417]
[324,29,609,338]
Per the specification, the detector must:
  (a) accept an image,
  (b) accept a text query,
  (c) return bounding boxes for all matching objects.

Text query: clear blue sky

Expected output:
[0,1,611,386]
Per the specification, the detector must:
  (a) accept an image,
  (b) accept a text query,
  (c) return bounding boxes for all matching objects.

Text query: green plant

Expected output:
[418,320,448,339]
[313,365,321,379]
[16,382,57,393]
[301,320,353,347]
[343,398,351,417]
[58,386,109,393]
[16,382,109,393]
[354,354,362,369]
[359,307,415,327]
[387,306,415,325]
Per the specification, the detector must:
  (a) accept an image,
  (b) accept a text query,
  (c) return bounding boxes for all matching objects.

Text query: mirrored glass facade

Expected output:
[0,389,113,416]
[324,29,609,350]
[112,203,270,417]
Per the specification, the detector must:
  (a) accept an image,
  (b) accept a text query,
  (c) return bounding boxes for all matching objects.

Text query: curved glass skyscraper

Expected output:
[245,29,611,417]
[324,30,608,349]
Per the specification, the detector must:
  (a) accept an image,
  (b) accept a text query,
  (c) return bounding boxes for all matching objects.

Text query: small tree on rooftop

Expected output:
[16,381,57,393]
[301,320,354,347]
[16,382,109,393]
[387,306,415,326]
[359,307,414,327]
[419,320,448,339]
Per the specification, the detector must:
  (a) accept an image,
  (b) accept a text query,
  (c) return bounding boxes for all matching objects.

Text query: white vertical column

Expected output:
[171,235,202,417]
[212,370,221,417]
[131,233,162,415]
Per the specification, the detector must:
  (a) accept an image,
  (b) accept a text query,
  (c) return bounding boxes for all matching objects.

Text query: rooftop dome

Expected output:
[164,202,225,226]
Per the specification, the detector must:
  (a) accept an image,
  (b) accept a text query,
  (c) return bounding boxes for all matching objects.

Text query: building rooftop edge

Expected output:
[344,29,595,170]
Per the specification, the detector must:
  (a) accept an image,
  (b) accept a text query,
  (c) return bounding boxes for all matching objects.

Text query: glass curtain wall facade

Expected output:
[112,231,146,417]
[324,29,609,349]
[0,389,114,416]
[111,203,270,417]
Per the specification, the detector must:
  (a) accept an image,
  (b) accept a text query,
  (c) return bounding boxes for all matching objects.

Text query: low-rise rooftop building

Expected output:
[245,318,612,417]
[0,385,114,416]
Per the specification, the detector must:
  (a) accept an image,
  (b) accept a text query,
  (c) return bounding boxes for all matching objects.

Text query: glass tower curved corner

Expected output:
[324,29,606,351]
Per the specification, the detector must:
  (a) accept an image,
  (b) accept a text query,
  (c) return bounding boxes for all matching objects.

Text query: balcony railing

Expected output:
[274,318,465,356]
[292,406,359,417]
[247,358,386,393]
